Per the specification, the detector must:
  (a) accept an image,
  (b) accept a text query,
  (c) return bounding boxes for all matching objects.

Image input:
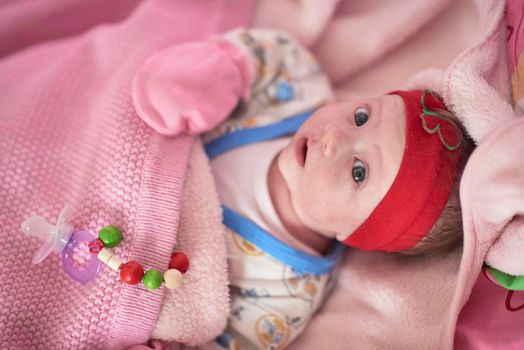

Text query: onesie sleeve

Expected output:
[202,28,335,143]
[220,28,334,108]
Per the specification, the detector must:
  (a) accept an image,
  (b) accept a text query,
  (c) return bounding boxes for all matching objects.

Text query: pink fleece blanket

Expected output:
[0,1,253,348]
[255,0,524,349]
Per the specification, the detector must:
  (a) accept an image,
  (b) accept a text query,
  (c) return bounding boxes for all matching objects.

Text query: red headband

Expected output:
[344,90,462,252]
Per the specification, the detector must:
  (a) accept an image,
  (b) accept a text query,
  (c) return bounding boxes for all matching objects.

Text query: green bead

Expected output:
[142,269,163,290]
[98,226,123,248]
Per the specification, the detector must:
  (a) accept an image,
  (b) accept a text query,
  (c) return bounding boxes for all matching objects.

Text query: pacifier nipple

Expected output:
[21,216,55,238]
[21,207,73,264]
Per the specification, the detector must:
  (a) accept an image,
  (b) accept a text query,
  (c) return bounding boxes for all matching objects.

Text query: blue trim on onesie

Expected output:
[222,205,345,275]
[205,110,312,159]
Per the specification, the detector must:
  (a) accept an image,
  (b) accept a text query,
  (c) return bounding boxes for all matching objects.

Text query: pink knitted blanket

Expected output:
[0,1,253,348]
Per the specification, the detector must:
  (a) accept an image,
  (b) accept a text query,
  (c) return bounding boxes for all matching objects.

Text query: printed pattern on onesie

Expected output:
[214,229,335,350]
[202,28,334,145]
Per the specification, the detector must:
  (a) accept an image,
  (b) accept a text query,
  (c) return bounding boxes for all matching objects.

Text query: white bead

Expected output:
[97,248,123,272]
[164,269,183,289]
[97,248,112,263]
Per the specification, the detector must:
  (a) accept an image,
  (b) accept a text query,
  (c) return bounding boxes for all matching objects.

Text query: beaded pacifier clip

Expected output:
[21,207,189,290]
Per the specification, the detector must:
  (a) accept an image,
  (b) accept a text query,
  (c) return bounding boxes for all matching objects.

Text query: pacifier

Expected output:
[21,206,101,284]
[21,208,189,289]
[21,206,73,264]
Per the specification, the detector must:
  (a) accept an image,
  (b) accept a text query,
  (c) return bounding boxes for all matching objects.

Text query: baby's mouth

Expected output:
[295,137,308,167]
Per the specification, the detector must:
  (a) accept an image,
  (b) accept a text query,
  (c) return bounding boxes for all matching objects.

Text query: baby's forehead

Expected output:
[341,94,388,104]
[322,94,405,121]
[340,94,402,110]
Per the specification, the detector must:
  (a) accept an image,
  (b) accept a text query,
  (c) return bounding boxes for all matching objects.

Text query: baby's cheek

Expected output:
[297,177,342,225]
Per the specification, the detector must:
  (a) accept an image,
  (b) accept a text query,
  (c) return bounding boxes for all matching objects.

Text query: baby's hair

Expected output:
[400,105,475,256]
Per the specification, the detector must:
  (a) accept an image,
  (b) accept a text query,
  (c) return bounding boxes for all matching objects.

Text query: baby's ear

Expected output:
[402,68,444,94]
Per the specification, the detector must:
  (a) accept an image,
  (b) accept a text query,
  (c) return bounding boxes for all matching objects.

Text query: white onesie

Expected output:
[209,138,342,350]
[203,28,344,350]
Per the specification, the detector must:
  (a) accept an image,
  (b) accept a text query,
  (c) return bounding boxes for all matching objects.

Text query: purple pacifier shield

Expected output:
[62,230,101,284]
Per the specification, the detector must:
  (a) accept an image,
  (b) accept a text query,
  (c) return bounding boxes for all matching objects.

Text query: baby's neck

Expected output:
[267,153,333,255]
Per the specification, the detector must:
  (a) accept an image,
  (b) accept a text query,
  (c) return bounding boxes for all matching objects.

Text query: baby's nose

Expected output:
[321,123,340,159]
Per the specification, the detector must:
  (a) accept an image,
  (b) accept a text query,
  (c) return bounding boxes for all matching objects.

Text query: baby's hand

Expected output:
[132,39,252,136]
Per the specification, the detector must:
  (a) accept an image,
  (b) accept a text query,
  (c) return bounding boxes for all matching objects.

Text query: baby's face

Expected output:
[278,94,406,241]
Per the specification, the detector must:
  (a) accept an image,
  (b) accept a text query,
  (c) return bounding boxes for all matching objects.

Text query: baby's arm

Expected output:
[132,28,334,137]
[132,37,250,136]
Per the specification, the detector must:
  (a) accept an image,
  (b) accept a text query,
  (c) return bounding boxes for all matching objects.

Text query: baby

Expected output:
[133,28,472,349]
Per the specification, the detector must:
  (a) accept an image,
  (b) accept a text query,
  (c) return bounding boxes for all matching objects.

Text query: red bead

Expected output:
[169,252,189,274]
[119,261,144,285]
[88,238,105,254]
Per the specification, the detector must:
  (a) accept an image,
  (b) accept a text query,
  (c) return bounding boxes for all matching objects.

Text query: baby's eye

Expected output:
[354,107,369,127]
[352,159,366,184]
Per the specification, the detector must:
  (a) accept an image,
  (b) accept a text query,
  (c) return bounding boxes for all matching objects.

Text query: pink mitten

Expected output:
[132,39,253,136]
